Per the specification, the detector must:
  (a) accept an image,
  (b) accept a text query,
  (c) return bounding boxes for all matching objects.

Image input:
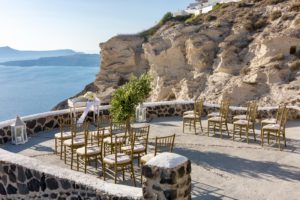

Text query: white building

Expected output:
[173,0,241,16]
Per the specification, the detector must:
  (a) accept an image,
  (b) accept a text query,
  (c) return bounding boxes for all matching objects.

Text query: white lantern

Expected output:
[135,103,147,122]
[11,115,28,145]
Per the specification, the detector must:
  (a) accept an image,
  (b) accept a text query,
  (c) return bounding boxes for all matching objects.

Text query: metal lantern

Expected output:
[135,103,147,122]
[11,115,28,145]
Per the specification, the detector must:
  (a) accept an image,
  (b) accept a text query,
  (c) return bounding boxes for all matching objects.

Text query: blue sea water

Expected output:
[0,65,99,121]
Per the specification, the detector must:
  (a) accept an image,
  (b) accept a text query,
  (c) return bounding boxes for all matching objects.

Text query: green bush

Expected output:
[140,12,173,39]
[110,74,152,124]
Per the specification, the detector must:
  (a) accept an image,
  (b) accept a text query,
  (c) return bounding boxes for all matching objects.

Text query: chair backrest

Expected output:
[70,122,88,146]
[195,99,204,116]
[279,108,289,130]
[96,115,111,129]
[276,104,286,123]
[220,100,230,120]
[248,102,258,123]
[110,121,127,134]
[154,134,176,156]
[131,124,150,153]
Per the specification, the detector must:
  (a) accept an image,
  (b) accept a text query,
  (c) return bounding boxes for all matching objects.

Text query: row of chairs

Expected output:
[183,99,289,149]
[54,116,175,185]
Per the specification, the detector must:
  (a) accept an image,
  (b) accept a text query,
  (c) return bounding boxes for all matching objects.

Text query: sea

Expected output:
[0,65,99,121]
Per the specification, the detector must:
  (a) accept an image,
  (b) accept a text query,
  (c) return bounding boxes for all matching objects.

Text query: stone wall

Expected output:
[142,152,192,200]
[0,149,142,200]
[0,101,299,145]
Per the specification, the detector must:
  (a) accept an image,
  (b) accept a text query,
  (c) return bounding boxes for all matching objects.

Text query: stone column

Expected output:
[142,152,191,200]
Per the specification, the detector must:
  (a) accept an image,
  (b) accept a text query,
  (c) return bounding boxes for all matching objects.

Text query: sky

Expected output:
[0,0,193,53]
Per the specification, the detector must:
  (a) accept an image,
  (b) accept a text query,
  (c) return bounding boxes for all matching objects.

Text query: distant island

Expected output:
[0,54,100,67]
[0,46,77,62]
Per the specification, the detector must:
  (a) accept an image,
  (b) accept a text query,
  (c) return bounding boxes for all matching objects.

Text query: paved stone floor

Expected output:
[2,117,300,200]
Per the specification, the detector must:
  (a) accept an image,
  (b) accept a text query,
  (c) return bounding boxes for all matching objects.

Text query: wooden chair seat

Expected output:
[63,138,85,146]
[103,137,125,144]
[208,112,220,118]
[121,144,145,153]
[233,120,253,126]
[141,153,155,164]
[233,115,247,121]
[76,146,101,156]
[54,131,72,139]
[103,153,131,165]
[262,124,280,131]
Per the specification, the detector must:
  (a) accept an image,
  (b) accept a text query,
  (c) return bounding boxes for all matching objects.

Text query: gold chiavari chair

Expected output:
[261,108,289,150]
[233,103,258,143]
[121,124,150,166]
[183,99,204,134]
[103,121,127,154]
[207,99,229,118]
[103,134,136,186]
[207,100,230,138]
[54,117,73,159]
[233,101,256,122]
[90,115,111,145]
[63,122,87,170]
[261,104,286,127]
[76,127,103,174]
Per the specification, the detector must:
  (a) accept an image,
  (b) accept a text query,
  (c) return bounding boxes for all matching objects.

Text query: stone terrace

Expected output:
[2,117,300,199]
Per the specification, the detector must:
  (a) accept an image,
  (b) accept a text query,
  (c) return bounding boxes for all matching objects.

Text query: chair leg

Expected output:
[233,124,236,140]
[253,126,256,141]
[77,155,79,171]
[199,119,203,132]
[60,139,63,160]
[261,129,264,146]
[131,163,136,187]
[140,163,143,184]
[114,165,117,184]
[194,120,196,135]
[220,123,223,139]
[54,138,57,154]
[267,131,270,144]
[283,130,287,147]
[246,126,249,144]
[64,146,67,164]
[71,149,74,170]
[84,156,87,174]
[225,123,229,136]
[183,120,185,133]
[122,167,125,181]
[207,121,210,136]
[103,163,106,180]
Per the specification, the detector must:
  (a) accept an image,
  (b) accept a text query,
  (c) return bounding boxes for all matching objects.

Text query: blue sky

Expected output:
[0,0,193,53]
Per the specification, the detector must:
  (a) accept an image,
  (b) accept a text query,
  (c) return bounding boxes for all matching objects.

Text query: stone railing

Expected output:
[0,100,299,144]
[0,149,142,199]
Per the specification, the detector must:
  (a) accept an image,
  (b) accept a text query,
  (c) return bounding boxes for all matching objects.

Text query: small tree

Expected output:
[110,73,152,130]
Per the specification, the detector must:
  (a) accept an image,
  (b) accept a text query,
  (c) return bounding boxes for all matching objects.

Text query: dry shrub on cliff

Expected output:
[289,60,300,70]
[270,53,285,62]
[290,3,300,12]
[254,18,268,30]
[270,10,282,21]
[267,0,285,5]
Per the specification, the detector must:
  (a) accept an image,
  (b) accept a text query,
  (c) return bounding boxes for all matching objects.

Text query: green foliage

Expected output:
[212,3,224,11]
[110,73,152,123]
[140,12,173,39]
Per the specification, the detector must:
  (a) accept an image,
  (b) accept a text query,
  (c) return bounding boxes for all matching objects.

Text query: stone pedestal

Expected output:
[142,152,191,200]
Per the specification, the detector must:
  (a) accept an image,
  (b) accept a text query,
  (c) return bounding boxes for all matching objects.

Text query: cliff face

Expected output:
[89,0,300,106]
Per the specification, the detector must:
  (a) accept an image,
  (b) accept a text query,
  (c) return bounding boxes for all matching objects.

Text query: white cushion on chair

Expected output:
[55,131,72,139]
[208,112,219,118]
[76,146,101,155]
[121,144,145,153]
[183,114,200,119]
[208,116,224,122]
[263,124,280,130]
[141,153,155,164]
[63,138,84,146]
[233,120,252,126]
[233,115,247,120]
[183,110,194,115]
[261,118,276,124]
[103,153,131,165]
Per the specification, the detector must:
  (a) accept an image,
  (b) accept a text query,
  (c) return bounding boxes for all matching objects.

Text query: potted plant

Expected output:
[110,73,152,131]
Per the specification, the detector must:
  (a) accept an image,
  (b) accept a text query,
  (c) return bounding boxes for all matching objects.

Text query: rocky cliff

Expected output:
[59,0,300,109]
